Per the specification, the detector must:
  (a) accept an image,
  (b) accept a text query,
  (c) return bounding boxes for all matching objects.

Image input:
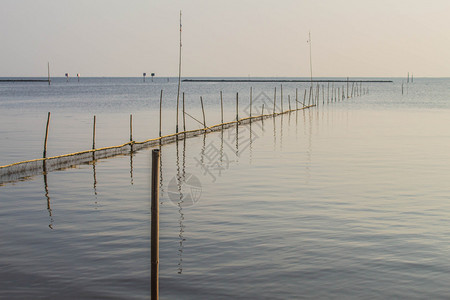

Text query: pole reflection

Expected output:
[175,138,185,274]
[43,161,53,229]
[130,147,134,186]
[92,158,99,209]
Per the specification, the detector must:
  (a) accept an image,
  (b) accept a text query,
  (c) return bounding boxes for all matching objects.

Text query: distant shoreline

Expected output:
[183,79,393,83]
[0,79,50,82]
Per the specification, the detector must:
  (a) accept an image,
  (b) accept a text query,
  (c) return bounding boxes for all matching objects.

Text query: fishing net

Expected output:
[0,106,313,185]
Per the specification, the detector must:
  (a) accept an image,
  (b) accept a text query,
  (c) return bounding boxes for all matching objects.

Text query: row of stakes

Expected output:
[41,81,368,161]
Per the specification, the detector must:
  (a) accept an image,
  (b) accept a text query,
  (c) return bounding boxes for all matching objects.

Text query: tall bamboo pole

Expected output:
[176,11,182,134]
[308,31,313,90]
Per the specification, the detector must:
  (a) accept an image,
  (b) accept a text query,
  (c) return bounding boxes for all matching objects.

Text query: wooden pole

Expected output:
[288,95,291,110]
[43,112,51,158]
[351,82,355,98]
[327,81,330,103]
[249,87,253,118]
[322,85,325,104]
[220,91,223,124]
[280,84,283,113]
[273,87,276,114]
[130,114,133,142]
[151,149,160,300]
[332,84,334,102]
[92,115,96,150]
[236,92,239,121]
[304,89,307,106]
[262,104,265,115]
[200,96,206,128]
[347,77,349,98]
[296,88,298,110]
[159,90,163,138]
[316,85,319,106]
[308,86,312,106]
[183,92,186,132]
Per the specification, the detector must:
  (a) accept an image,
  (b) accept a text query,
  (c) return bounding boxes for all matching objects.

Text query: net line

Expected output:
[0,105,315,185]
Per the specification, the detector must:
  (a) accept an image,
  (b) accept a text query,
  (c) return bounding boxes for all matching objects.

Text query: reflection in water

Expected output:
[249,122,253,164]
[280,115,283,152]
[92,156,99,209]
[175,137,187,274]
[201,133,206,165]
[159,144,164,203]
[288,110,292,138]
[235,122,239,159]
[183,136,186,183]
[130,147,134,186]
[272,117,276,152]
[305,108,313,184]
[220,129,224,167]
[43,161,53,229]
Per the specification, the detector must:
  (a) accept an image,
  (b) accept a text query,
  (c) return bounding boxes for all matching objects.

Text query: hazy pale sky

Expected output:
[1,0,449,77]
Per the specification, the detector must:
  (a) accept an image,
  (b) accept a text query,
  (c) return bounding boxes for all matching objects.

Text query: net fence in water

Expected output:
[0,106,314,185]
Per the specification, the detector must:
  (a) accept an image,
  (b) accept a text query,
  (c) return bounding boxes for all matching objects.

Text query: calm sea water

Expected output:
[1,77,449,299]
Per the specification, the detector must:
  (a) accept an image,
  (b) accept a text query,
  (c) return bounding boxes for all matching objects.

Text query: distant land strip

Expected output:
[0,79,50,82]
[183,79,393,83]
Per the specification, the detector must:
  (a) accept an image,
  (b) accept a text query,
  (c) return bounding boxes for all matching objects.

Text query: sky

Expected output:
[1,0,450,78]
